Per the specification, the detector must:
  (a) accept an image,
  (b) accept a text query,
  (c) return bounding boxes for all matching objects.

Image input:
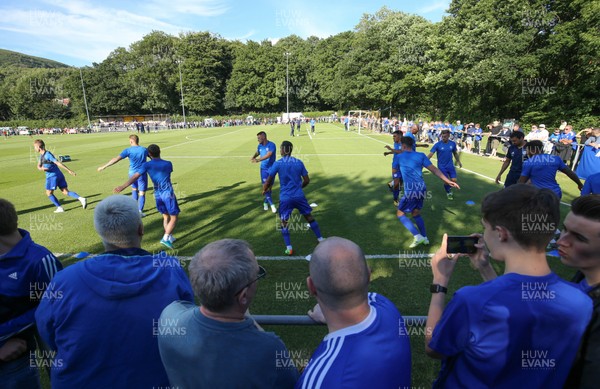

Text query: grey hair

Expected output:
[94,195,141,247]
[189,239,257,311]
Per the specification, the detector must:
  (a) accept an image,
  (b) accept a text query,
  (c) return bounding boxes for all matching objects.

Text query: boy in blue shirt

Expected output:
[427,130,462,199]
[426,184,592,388]
[115,144,180,249]
[263,141,324,255]
[98,135,148,215]
[251,131,277,213]
[495,131,527,188]
[33,139,86,213]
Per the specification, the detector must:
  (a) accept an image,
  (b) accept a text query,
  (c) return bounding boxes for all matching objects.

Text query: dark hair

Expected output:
[401,136,415,148]
[510,131,524,139]
[0,199,18,235]
[392,130,401,135]
[481,184,559,250]
[571,195,600,222]
[525,140,544,154]
[441,129,450,135]
[281,141,293,156]
[33,139,45,149]
[147,144,161,158]
[256,131,266,137]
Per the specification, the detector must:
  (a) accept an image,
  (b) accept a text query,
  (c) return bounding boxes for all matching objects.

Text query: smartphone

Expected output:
[446,236,478,254]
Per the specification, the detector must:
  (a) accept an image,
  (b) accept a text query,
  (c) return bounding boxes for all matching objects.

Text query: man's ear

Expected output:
[496,225,510,242]
[307,276,317,296]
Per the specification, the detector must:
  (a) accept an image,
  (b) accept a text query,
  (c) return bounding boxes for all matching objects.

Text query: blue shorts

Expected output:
[279,197,312,221]
[155,191,180,215]
[398,191,426,213]
[131,172,148,192]
[439,165,457,179]
[504,170,521,187]
[45,174,68,191]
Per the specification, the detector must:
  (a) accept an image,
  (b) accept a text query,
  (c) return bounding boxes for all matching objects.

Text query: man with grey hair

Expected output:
[297,237,411,388]
[158,239,298,388]
[35,195,193,389]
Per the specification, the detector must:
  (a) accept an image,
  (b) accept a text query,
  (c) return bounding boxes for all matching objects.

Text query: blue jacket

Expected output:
[35,247,194,389]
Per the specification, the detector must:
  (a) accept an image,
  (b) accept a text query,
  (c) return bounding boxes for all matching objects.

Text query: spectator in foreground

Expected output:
[158,239,298,388]
[0,199,63,389]
[35,195,194,389]
[298,237,411,388]
[558,195,600,388]
[425,184,592,388]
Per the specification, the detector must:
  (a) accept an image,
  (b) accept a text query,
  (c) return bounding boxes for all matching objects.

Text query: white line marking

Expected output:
[163,127,249,150]
[56,253,413,261]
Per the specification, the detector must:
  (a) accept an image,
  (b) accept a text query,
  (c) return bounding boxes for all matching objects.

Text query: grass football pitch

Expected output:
[0,123,583,387]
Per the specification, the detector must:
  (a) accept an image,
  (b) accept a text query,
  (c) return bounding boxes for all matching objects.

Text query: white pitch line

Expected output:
[165,154,382,159]
[355,132,572,207]
[56,253,417,261]
[162,127,249,150]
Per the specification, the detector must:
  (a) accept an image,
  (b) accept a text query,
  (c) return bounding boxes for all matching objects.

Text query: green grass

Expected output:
[1,124,582,387]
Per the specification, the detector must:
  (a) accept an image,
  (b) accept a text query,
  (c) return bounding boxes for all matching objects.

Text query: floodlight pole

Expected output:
[285,52,290,123]
[79,68,91,129]
[177,59,187,128]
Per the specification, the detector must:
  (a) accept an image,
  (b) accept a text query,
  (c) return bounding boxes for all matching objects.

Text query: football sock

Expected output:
[132,190,139,201]
[138,194,145,211]
[444,184,451,193]
[413,215,427,237]
[281,227,291,247]
[309,221,322,239]
[398,215,419,236]
[67,191,80,199]
[48,194,61,207]
[393,189,400,201]
[265,192,273,206]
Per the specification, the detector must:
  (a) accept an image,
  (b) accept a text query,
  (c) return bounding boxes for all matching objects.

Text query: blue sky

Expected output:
[0,0,450,67]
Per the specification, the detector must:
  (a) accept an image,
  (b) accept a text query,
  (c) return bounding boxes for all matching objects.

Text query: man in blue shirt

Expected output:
[427,130,462,199]
[298,237,411,389]
[263,141,324,255]
[310,118,316,134]
[495,131,527,187]
[35,195,194,389]
[115,144,180,249]
[33,139,86,213]
[0,198,62,389]
[555,125,578,166]
[581,172,600,195]
[158,239,298,388]
[519,140,583,199]
[394,137,460,248]
[426,184,593,388]
[251,131,277,213]
[98,135,148,216]
[384,130,403,205]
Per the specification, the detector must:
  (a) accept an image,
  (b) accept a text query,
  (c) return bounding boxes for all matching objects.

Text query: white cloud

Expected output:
[418,1,448,14]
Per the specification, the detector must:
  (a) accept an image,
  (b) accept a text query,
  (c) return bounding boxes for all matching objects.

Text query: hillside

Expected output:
[0,49,69,69]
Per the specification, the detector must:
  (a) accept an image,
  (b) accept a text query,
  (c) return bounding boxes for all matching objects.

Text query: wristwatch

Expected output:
[430,284,448,294]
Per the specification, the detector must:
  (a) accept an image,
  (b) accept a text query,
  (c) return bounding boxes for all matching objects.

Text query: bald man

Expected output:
[296,237,411,389]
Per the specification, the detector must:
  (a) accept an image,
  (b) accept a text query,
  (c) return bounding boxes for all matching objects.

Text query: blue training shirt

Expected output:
[120,146,149,175]
[430,140,457,169]
[139,159,174,194]
[506,144,527,173]
[521,154,566,198]
[40,151,61,177]
[257,141,276,169]
[429,272,592,388]
[394,151,432,194]
[268,156,307,201]
[296,293,411,389]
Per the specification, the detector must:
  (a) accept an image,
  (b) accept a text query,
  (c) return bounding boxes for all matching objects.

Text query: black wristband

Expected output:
[430,284,448,294]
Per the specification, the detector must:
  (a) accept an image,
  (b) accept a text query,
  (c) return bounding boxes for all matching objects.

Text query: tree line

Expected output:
[0,1,597,128]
